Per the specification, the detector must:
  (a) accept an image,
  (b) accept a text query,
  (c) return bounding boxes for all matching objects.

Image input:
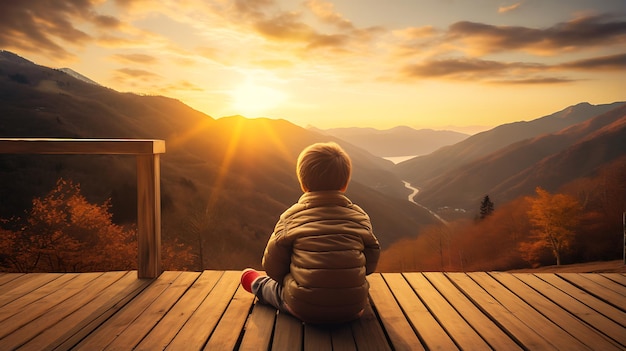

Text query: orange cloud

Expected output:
[111,53,159,64]
[305,0,354,31]
[498,3,522,14]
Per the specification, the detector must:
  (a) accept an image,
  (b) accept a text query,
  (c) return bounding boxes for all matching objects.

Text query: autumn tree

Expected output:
[522,187,582,266]
[0,178,197,272]
[479,195,494,220]
[0,178,138,272]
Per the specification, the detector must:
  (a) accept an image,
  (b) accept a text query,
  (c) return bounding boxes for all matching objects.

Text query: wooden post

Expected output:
[137,154,162,279]
[0,138,165,279]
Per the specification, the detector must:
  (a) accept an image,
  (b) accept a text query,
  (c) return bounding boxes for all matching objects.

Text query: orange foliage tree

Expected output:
[0,178,195,272]
[521,187,582,266]
[0,178,136,272]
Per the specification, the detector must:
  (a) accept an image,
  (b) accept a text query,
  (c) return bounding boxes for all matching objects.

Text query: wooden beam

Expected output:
[137,154,162,279]
[0,138,165,155]
[0,138,165,279]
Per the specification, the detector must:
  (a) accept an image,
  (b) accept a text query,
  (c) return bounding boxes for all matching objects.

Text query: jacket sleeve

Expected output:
[262,218,293,283]
[362,219,380,275]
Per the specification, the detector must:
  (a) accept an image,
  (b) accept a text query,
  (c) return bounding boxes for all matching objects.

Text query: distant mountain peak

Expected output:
[58,68,101,86]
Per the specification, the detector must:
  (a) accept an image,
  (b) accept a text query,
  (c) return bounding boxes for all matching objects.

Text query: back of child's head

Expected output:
[296,142,352,192]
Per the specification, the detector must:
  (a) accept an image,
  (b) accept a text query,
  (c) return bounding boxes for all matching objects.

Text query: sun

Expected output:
[229,80,287,117]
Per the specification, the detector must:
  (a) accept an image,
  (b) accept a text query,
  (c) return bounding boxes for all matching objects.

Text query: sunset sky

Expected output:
[1,0,625,133]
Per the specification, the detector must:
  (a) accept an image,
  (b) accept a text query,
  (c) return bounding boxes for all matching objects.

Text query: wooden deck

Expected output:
[0,271,624,350]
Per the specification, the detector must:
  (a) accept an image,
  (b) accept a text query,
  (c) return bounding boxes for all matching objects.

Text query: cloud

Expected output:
[115,68,160,80]
[254,11,313,42]
[111,53,158,64]
[0,1,97,60]
[305,0,354,31]
[398,51,624,85]
[401,57,539,79]
[93,14,123,29]
[558,52,626,70]
[447,14,626,55]
[161,80,204,92]
[393,26,438,40]
[491,77,575,84]
[498,2,522,14]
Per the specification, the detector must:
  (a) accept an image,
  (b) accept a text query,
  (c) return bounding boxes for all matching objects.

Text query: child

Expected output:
[241,141,380,324]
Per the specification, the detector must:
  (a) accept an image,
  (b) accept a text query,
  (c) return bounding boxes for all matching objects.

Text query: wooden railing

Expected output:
[0,138,165,278]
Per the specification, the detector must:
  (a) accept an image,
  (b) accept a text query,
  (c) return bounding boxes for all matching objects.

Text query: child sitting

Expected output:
[241,141,380,324]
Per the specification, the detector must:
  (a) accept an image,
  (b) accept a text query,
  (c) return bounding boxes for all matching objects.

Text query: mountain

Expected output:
[311,126,469,158]
[401,103,626,213]
[395,101,626,187]
[57,68,101,86]
[0,51,440,269]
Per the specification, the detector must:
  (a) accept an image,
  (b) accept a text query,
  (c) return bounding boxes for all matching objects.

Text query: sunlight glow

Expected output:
[229,80,287,117]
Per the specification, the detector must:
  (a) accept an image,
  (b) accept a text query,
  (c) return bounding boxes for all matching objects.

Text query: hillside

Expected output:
[0,51,440,269]
[413,104,626,211]
[395,101,626,187]
[312,126,468,157]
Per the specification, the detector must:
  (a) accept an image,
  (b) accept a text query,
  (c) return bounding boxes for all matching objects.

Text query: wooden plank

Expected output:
[350,304,391,351]
[517,273,626,347]
[74,271,182,349]
[105,272,201,349]
[0,273,63,308]
[239,302,276,351]
[492,272,622,350]
[423,272,522,350]
[601,273,626,286]
[202,285,256,350]
[330,323,357,351]
[539,274,626,327]
[583,274,626,294]
[446,273,558,350]
[470,272,589,350]
[558,273,626,311]
[0,138,165,155]
[41,271,150,351]
[367,273,425,351]
[136,270,223,350]
[404,273,490,350]
[303,324,332,350]
[0,273,24,286]
[271,312,303,351]
[0,272,124,350]
[0,273,88,339]
[382,273,454,350]
[166,271,244,350]
[137,153,162,279]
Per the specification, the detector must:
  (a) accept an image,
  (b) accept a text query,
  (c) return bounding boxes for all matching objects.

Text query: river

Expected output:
[402,181,448,226]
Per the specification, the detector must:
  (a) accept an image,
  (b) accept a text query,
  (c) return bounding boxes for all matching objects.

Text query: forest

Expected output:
[378,156,626,272]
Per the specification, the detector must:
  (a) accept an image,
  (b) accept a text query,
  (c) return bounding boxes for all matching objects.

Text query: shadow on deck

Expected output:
[0,271,624,350]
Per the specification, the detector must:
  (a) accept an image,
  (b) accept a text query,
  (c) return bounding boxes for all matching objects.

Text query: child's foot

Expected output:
[240,268,261,293]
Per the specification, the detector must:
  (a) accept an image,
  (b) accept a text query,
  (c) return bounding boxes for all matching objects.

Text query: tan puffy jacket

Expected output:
[262,191,380,324]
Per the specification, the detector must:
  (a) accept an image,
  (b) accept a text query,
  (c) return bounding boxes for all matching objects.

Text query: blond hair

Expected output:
[296,142,352,192]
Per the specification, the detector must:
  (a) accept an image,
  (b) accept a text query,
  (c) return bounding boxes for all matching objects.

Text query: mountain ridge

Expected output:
[406,103,626,214]
[311,125,469,157]
[394,101,626,187]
